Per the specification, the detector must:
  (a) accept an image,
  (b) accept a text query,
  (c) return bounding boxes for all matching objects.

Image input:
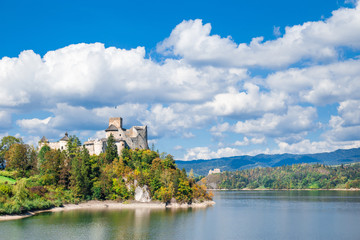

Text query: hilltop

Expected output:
[176,148,360,176]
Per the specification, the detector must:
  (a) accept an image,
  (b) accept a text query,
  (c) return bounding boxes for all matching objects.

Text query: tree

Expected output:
[40,149,62,185]
[38,145,51,173]
[0,136,23,168]
[105,134,118,164]
[5,143,28,177]
[66,135,81,159]
[71,147,92,198]
[189,169,194,179]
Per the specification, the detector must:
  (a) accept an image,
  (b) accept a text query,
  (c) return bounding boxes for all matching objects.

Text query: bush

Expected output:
[29,186,47,197]
[0,170,17,179]
[0,183,13,197]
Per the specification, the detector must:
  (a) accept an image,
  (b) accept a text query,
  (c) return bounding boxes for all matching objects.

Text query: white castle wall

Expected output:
[40,117,148,156]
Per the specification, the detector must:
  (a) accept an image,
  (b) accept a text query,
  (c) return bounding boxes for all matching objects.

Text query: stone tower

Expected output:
[109,117,123,129]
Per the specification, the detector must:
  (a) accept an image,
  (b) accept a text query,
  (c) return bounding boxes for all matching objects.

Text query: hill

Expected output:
[202,163,360,190]
[176,148,360,176]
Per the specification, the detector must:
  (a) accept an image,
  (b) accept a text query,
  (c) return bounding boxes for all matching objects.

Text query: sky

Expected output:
[0,0,360,160]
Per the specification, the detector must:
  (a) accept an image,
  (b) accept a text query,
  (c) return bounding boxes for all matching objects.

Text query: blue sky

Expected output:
[0,0,359,160]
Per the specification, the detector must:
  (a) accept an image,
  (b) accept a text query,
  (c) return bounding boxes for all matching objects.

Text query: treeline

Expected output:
[0,135,212,215]
[204,163,360,190]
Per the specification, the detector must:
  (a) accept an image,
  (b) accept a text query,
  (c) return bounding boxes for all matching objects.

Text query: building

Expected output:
[208,168,221,175]
[39,117,149,155]
[39,133,70,151]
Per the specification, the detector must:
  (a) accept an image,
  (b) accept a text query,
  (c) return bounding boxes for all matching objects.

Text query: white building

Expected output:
[208,168,221,175]
[39,117,149,155]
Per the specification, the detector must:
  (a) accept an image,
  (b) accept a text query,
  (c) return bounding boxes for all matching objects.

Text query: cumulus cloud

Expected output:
[233,106,318,139]
[234,136,266,146]
[183,146,243,160]
[16,102,213,140]
[157,4,360,68]
[2,3,360,158]
[275,139,360,154]
[205,83,287,118]
[0,43,247,109]
[266,59,360,105]
[324,100,360,141]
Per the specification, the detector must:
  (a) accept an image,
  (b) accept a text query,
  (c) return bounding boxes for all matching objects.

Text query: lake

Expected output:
[1,190,360,240]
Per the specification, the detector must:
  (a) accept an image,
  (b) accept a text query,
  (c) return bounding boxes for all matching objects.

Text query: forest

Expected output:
[204,163,360,190]
[0,135,212,215]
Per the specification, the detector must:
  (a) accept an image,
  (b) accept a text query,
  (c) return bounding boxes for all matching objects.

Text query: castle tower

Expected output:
[109,117,122,129]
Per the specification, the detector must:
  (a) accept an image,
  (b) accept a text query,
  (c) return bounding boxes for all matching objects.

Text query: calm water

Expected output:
[1,191,360,240]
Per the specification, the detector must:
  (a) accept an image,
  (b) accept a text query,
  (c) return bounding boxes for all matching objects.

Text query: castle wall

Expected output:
[41,117,148,155]
[115,141,126,155]
[59,140,67,151]
[48,142,60,150]
[94,140,106,155]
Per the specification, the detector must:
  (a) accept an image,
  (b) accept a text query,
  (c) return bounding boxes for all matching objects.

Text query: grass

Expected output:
[0,176,16,184]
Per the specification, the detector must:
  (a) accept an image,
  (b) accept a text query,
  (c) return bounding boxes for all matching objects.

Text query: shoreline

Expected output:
[209,188,360,191]
[0,200,215,222]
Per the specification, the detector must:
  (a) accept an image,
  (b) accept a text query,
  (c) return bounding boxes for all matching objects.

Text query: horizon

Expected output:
[175,146,360,161]
[1,0,360,160]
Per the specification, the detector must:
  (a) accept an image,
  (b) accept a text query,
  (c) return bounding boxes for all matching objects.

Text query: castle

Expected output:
[39,117,149,155]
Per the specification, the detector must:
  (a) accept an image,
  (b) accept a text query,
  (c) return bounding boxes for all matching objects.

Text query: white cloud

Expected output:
[174,145,183,150]
[275,139,360,154]
[234,106,318,139]
[182,132,195,138]
[324,100,360,141]
[205,83,287,117]
[157,4,360,68]
[273,26,281,37]
[266,59,360,105]
[337,100,360,126]
[183,146,243,160]
[250,137,266,144]
[233,137,265,146]
[234,137,250,146]
[16,117,51,134]
[0,43,247,110]
[2,3,360,159]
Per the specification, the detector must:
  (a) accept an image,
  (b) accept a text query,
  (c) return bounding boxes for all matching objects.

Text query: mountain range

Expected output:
[175,148,360,176]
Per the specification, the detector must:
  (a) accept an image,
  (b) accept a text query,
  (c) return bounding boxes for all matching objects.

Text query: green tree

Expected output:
[105,134,118,164]
[39,149,63,185]
[5,143,29,177]
[71,147,92,198]
[0,136,23,168]
[38,145,51,172]
[66,135,81,159]
[176,179,193,203]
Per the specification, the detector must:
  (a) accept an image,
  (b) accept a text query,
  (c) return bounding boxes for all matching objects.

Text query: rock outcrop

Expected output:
[134,185,151,202]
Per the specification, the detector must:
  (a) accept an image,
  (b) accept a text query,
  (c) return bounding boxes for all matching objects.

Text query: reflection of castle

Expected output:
[39,117,149,155]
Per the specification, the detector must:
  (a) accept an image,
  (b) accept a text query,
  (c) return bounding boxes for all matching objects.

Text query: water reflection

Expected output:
[1,191,360,240]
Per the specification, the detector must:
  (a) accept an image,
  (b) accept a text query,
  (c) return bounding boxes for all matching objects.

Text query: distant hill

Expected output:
[175,148,360,176]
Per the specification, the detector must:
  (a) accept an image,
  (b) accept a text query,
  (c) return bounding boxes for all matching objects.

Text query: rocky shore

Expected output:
[0,200,215,222]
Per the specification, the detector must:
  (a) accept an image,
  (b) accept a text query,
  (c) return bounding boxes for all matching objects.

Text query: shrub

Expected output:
[29,186,47,197]
[0,183,13,197]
